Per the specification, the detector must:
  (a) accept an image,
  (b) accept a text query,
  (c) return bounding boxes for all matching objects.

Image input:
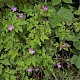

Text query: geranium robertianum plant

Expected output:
[0,0,80,80]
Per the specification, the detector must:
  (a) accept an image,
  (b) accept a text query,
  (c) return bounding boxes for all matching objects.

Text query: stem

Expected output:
[44,0,47,3]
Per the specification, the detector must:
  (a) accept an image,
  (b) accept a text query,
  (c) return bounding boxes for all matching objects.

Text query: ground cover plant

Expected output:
[0,0,80,80]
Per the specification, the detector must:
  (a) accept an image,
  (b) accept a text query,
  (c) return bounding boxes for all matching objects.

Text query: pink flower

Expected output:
[61,43,67,48]
[35,68,39,72]
[8,25,14,31]
[11,6,17,12]
[57,62,61,68]
[18,13,24,19]
[42,6,48,11]
[29,48,35,54]
[28,68,32,72]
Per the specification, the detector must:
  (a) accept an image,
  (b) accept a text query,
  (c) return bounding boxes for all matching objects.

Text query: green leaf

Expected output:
[78,7,80,15]
[0,64,3,74]
[0,54,8,59]
[74,10,78,15]
[52,0,61,6]
[71,55,78,64]
[10,75,16,80]
[18,26,23,32]
[40,34,49,42]
[15,27,18,32]
[57,7,73,23]
[44,70,50,77]
[62,0,72,3]
[49,7,73,28]
[29,33,34,38]
[8,69,16,74]
[25,76,29,80]
[0,59,10,65]
[12,14,17,23]
[34,36,41,46]
[8,50,18,60]
[71,55,80,69]
[27,23,33,31]
[31,57,36,66]
[17,61,25,66]
[49,14,63,28]
[0,2,4,8]
[26,58,31,66]
[16,20,27,26]
[49,68,57,79]
[76,56,80,69]
[73,41,80,50]
[15,26,23,32]
[6,0,14,7]
[76,33,80,40]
